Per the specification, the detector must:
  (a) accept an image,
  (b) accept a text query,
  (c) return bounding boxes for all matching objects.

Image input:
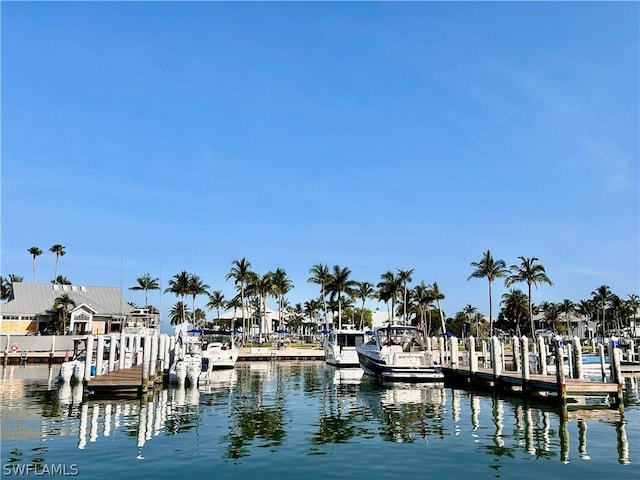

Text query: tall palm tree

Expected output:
[206,290,226,322]
[186,274,210,326]
[467,250,509,337]
[353,281,374,329]
[397,269,414,325]
[271,268,293,331]
[49,244,66,283]
[129,273,160,308]
[308,263,331,330]
[377,271,402,325]
[226,258,252,342]
[429,281,446,335]
[165,271,191,324]
[327,265,357,330]
[28,246,43,282]
[505,256,553,339]
[53,292,76,335]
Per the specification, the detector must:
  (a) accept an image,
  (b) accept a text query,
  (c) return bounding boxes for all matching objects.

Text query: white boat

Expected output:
[356,325,443,382]
[199,329,239,384]
[57,336,88,384]
[323,327,367,367]
[168,331,202,387]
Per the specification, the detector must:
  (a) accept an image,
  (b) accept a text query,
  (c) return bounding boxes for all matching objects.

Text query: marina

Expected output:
[1,362,638,480]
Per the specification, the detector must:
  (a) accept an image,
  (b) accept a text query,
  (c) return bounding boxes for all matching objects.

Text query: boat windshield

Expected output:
[377,328,425,351]
[335,333,364,347]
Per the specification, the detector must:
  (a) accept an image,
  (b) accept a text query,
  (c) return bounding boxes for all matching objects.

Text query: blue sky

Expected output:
[1,1,638,328]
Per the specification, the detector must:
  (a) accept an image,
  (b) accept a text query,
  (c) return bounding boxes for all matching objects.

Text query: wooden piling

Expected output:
[573,336,583,379]
[96,335,105,377]
[108,335,117,372]
[512,336,520,372]
[84,335,95,380]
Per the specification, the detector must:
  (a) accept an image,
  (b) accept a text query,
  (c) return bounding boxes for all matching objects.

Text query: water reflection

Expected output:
[0,364,636,470]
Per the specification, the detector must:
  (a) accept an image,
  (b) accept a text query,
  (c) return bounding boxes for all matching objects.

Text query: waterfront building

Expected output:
[0,282,155,335]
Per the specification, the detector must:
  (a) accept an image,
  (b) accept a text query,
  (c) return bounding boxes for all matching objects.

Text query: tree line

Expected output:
[2,247,638,340]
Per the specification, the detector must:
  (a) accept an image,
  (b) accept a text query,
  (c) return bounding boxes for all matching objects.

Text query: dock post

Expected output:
[573,336,583,379]
[610,339,622,385]
[96,335,105,377]
[598,343,607,381]
[520,336,530,386]
[84,335,95,380]
[449,336,459,369]
[119,333,127,370]
[566,342,574,379]
[482,340,488,368]
[469,336,478,374]
[512,336,520,372]
[553,337,566,401]
[149,335,158,384]
[158,335,166,374]
[141,335,151,394]
[439,336,446,366]
[490,336,501,380]
[108,335,117,372]
[537,336,547,375]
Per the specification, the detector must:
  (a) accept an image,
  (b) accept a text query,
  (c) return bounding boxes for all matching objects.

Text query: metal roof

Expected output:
[0,283,134,316]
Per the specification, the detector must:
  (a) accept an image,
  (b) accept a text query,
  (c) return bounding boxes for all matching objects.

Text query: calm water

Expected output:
[1,363,639,479]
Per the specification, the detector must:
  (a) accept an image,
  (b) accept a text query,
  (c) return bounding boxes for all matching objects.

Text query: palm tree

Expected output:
[246,271,274,341]
[591,285,613,338]
[49,244,66,283]
[429,281,446,335]
[165,271,191,324]
[377,271,402,325]
[505,256,553,339]
[500,289,528,337]
[53,293,76,335]
[353,281,374,329]
[397,269,414,325]
[560,299,575,337]
[129,273,160,309]
[51,276,71,285]
[411,281,435,334]
[271,268,293,332]
[327,265,357,330]
[206,290,226,322]
[192,308,207,328]
[28,246,43,282]
[186,274,210,326]
[1,274,23,301]
[169,301,191,326]
[462,304,478,338]
[226,258,252,342]
[308,263,330,330]
[467,250,509,338]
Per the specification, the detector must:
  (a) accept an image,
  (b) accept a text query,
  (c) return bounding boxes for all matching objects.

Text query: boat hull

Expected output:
[357,351,443,382]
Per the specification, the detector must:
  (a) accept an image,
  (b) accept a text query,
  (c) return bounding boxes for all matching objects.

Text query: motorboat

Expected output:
[168,330,202,387]
[57,336,88,384]
[356,325,443,382]
[199,329,239,384]
[323,327,367,367]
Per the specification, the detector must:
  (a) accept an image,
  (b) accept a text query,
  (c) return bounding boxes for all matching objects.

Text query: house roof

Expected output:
[1,283,134,316]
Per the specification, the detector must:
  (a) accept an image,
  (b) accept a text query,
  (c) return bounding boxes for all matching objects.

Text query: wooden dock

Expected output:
[85,365,153,397]
[443,365,622,409]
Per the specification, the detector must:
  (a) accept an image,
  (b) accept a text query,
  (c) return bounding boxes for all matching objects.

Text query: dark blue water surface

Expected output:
[1,363,639,479]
